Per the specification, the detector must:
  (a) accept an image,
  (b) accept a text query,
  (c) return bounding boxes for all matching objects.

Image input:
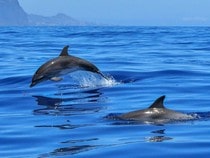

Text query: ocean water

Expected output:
[1,26,210,157]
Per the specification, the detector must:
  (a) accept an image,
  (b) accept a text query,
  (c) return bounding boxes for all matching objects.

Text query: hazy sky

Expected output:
[19,0,210,26]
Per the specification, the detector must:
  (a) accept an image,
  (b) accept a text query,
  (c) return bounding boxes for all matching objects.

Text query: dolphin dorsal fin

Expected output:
[149,95,166,109]
[59,45,69,56]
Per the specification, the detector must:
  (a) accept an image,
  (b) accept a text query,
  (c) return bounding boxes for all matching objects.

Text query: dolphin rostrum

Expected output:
[30,45,107,87]
[118,95,197,124]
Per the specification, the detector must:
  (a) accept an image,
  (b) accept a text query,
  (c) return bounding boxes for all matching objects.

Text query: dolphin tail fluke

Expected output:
[97,71,109,80]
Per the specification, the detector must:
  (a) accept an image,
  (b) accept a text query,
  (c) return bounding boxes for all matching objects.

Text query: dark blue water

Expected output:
[1,26,210,157]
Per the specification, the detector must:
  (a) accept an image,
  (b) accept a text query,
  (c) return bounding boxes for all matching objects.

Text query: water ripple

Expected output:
[1,26,210,157]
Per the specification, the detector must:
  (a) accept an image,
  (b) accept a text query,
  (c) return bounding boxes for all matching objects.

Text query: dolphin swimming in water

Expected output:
[30,45,107,87]
[117,95,198,124]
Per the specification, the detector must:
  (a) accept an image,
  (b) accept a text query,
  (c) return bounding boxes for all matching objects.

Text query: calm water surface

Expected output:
[1,26,210,157]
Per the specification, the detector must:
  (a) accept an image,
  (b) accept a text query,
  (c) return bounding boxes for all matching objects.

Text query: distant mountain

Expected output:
[0,0,28,26]
[28,13,90,26]
[0,0,93,26]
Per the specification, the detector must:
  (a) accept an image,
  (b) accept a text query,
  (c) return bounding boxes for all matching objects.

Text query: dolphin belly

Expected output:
[58,66,82,75]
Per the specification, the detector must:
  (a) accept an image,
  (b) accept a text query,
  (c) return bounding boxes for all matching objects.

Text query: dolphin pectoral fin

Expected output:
[50,77,63,82]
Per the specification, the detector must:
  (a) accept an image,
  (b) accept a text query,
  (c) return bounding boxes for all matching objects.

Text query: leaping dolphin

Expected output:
[30,45,107,87]
[118,95,198,124]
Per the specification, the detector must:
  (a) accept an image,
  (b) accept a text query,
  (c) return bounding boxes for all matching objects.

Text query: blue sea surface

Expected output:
[1,26,210,157]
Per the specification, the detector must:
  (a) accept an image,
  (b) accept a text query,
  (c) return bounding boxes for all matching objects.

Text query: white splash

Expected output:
[69,71,119,88]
